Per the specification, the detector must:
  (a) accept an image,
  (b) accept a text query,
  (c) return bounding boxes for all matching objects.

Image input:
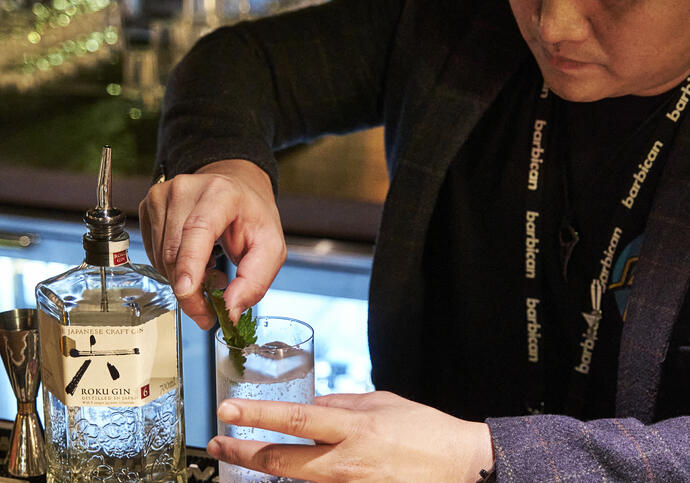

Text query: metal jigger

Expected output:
[0,309,47,477]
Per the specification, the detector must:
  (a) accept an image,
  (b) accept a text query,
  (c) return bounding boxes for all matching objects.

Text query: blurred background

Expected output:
[0,0,387,448]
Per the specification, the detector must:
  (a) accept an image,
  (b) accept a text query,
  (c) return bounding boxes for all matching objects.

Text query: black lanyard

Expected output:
[523,76,690,416]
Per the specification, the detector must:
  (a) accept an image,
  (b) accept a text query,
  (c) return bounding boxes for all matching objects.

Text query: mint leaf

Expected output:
[204,286,258,376]
[237,309,258,346]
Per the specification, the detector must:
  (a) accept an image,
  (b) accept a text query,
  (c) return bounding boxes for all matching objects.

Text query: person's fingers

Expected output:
[138,199,155,270]
[141,184,167,276]
[223,234,286,322]
[173,186,238,328]
[141,166,284,330]
[207,436,336,483]
[180,289,216,330]
[176,268,228,331]
[173,186,234,296]
[315,393,370,409]
[161,179,201,287]
[217,399,350,444]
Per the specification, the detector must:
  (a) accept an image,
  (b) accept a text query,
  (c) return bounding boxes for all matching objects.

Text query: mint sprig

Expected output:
[205,287,258,376]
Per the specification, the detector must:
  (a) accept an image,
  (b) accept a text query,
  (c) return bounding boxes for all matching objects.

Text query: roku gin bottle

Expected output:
[36,146,186,482]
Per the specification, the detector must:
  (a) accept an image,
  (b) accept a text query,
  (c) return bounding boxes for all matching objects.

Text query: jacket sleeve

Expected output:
[487,415,690,481]
[154,0,404,188]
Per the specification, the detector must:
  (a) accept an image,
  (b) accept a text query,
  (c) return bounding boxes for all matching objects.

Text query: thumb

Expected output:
[223,237,285,322]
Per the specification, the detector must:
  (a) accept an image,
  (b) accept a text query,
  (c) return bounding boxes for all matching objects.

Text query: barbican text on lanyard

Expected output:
[523,76,690,416]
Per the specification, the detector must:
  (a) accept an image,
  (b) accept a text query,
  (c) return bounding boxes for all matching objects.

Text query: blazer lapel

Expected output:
[616,112,690,422]
[369,0,528,395]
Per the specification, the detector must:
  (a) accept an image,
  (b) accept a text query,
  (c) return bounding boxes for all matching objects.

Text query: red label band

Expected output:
[113,250,128,266]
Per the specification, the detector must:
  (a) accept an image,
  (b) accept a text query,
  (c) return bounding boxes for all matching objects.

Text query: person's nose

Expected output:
[534,0,590,46]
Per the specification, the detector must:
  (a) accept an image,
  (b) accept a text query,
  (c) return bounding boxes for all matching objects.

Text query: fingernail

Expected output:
[174,274,192,295]
[218,401,240,422]
[207,438,221,459]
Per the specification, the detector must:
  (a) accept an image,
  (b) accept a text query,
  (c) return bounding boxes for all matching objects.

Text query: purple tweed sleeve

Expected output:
[486,415,690,481]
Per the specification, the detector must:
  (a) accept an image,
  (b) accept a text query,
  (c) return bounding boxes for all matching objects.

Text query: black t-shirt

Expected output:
[421,58,688,421]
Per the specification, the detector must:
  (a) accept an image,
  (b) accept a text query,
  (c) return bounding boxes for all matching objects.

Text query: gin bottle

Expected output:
[36,146,187,482]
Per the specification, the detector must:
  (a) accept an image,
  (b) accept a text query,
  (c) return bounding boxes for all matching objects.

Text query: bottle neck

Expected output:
[83,233,130,267]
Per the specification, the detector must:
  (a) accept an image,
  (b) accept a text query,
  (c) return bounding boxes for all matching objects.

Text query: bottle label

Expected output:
[112,249,129,266]
[39,310,179,407]
[107,239,130,266]
[84,239,131,267]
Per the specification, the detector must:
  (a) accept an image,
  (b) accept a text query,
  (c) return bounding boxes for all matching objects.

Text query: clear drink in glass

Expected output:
[215,316,314,482]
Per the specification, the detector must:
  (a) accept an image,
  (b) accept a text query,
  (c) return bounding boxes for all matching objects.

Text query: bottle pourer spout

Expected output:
[83,145,127,241]
[97,145,113,210]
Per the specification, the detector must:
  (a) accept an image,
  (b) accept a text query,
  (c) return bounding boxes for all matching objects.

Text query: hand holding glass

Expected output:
[215,316,314,482]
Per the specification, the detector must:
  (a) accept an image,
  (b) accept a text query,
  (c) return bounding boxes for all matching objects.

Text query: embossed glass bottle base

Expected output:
[44,388,186,482]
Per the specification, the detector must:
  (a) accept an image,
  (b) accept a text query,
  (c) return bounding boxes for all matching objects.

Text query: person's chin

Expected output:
[548,82,610,102]
[541,70,616,103]
[532,50,615,102]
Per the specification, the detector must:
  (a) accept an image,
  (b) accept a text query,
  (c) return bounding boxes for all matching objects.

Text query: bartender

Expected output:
[139,0,690,480]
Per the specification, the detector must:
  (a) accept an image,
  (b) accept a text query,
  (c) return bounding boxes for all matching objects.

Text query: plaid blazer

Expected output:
[156,0,690,479]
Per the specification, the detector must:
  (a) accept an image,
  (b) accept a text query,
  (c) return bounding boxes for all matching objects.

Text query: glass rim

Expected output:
[214,315,314,352]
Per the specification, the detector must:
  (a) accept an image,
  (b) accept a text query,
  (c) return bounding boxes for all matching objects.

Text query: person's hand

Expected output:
[138,159,286,329]
[207,391,494,482]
